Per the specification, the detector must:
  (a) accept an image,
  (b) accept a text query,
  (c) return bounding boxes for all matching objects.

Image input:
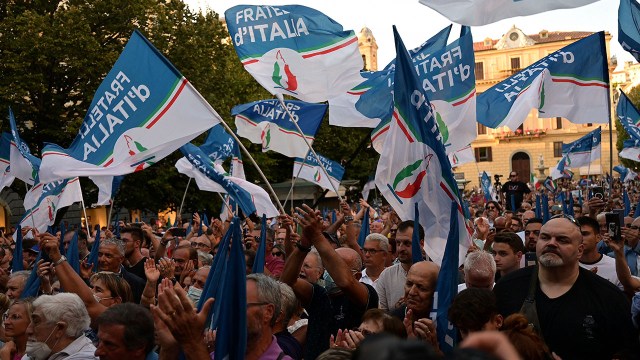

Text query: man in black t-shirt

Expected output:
[500,171,530,211]
[494,217,640,359]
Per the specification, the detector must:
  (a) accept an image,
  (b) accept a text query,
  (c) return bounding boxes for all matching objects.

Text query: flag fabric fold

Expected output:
[200,124,246,179]
[357,209,370,248]
[19,178,83,233]
[224,5,363,103]
[0,133,15,192]
[477,32,610,130]
[481,171,498,202]
[551,127,601,179]
[617,90,640,143]
[8,109,40,185]
[619,0,640,62]
[233,100,326,158]
[448,145,475,167]
[38,30,220,191]
[361,176,376,201]
[418,0,598,26]
[370,26,477,155]
[12,225,23,272]
[65,231,81,275]
[375,26,469,266]
[292,152,344,192]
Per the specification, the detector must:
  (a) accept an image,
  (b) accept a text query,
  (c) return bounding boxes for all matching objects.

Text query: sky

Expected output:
[183,0,634,71]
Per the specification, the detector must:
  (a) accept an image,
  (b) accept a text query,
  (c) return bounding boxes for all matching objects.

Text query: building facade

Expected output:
[452,26,618,189]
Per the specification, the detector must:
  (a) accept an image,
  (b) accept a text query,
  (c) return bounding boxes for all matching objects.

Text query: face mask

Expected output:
[187,286,203,305]
[26,326,57,360]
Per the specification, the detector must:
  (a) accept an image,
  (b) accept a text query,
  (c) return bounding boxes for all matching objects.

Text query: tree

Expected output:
[616,85,640,171]
[0,0,377,215]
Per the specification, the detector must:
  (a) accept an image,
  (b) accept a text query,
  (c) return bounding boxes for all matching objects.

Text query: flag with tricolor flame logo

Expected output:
[175,144,278,218]
[8,109,41,186]
[370,26,477,155]
[19,177,83,233]
[447,145,474,167]
[293,152,344,192]
[37,30,221,199]
[478,32,610,130]
[200,124,245,179]
[0,133,15,192]
[551,127,601,180]
[225,5,363,103]
[620,139,640,162]
[375,26,470,268]
[328,24,452,129]
[233,99,326,158]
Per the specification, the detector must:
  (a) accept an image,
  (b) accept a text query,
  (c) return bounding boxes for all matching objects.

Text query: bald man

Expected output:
[391,261,439,322]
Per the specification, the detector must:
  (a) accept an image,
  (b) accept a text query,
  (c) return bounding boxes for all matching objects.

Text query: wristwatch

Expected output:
[54,255,67,266]
[344,216,354,223]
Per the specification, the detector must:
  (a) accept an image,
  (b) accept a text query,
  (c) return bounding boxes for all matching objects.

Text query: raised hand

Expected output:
[144,258,160,283]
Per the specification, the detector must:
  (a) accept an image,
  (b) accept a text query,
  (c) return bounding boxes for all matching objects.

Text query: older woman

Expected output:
[0,299,32,360]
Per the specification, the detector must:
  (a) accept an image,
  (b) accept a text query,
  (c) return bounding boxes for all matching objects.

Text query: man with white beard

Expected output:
[493,217,640,359]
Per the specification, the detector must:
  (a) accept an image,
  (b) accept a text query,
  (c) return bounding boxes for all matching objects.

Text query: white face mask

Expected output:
[186,286,203,305]
[26,326,57,360]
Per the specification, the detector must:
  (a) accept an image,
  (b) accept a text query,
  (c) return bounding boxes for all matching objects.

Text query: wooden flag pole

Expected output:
[178,177,192,221]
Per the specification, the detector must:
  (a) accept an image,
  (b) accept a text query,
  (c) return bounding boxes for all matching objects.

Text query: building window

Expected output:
[477,123,487,135]
[554,117,563,129]
[475,62,484,80]
[454,172,465,180]
[475,147,492,162]
[554,142,563,157]
[510,57,521,70]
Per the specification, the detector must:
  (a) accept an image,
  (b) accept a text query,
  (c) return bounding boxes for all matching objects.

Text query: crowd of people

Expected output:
[0,171,638,359]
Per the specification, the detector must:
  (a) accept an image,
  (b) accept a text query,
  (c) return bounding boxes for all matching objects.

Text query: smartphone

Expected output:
[605,212,623,242]
[171,227,187,237]
[592,186,604,200]
[130,222,144,228]
[525,252,537,267]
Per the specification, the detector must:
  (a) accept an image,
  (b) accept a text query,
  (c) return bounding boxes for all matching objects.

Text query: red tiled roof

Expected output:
[473,31,594,52]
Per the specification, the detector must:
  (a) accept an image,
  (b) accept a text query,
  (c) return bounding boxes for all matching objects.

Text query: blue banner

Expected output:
[617,90,640,142]
[232,100,326,137]
[478,32,609,128]
[180,143,256,217]
[619,0,640,62]
[481,171,493,202]
[562,127,601,155]
[293,152,345,184]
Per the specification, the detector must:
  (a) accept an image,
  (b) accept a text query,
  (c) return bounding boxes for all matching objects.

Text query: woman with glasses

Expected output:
[0,299,33,360]
[271,244,286,260]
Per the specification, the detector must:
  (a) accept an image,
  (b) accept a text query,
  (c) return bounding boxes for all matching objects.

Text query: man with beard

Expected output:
[494,216,640,359]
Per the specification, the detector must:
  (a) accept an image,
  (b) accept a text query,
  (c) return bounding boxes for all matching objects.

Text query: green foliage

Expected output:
[617,85,640,171]
[0,0,376,213]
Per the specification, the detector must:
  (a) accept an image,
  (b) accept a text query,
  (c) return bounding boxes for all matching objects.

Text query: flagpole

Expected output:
[178,178,192,221]
[283,157,308,210]
[106,200,115,229]
[25,183,37,230]
[79,198,91,234]
[276,95,345,202]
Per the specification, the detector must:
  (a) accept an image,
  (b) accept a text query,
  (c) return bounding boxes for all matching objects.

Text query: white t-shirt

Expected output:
[580,254,623,290]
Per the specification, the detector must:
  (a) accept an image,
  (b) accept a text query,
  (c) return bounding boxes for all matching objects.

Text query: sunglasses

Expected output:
[550,213,581,228]
[486,206,496,210]
[271,251,284,257]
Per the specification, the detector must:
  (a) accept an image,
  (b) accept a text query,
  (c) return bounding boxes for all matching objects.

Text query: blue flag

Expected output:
[293,152,345,192]
[212,219,247,360]
[552,128,601,180]
[20,252,42,299]
[432,201,460,354]
[233,99,326,158]
[12,225,23,272]
[369,26,477,154]
[625,190,632,217]
[619,0,640,62]
[200,124,245,179]
[481,171,496,202]
[558,192,567,215]
[0,132,15,192]
[180,143,257,217]
[8,108,41,185]
[38,30,220,194]
[357,208,370,248]
[568,193,575,216]
[478,32,610,130]
[375,26,469,266]
[535,194,542,219]
[252,215,267,274]
[634,198,640,218]
[412,203,423,264]
[88,227,101,272]
[542,193,550,224]
[65,231,81,275]
[331,210,337,224]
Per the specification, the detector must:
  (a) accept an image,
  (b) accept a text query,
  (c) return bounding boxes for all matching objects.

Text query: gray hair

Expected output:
[247,273,281,327]
[364,233,389,252]
[464,250,496,278]
[9,270,31,284]
[33,293,90,338]
[309,248,324,273]
[278,282,298,326]
[197,250,213,266]
[100,238,125,257]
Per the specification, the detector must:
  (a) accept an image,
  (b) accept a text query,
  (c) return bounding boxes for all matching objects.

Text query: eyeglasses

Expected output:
[3,313,24,322]
[271,251,284,257]
[362,248,385,255]
[551,214,581,228]
[486,206,496,210]
[631,226,640,230]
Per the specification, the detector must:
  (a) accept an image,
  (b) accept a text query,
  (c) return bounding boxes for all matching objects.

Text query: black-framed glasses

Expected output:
[486,206,496,210]
[271,251,284,257]
[551,214,581,228]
